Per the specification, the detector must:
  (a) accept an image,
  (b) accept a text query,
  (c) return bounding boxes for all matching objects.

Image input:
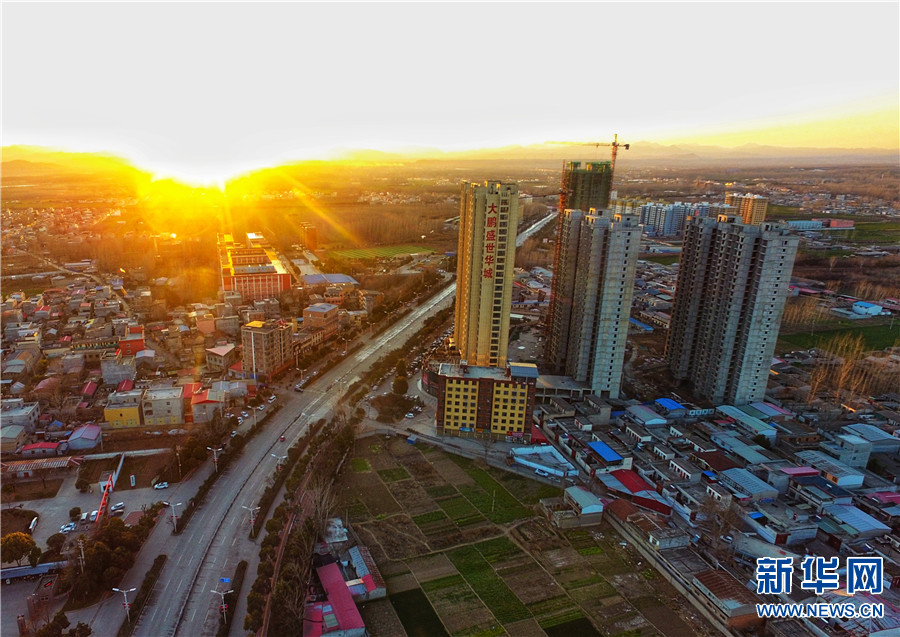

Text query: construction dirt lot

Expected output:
[337,435,718,637]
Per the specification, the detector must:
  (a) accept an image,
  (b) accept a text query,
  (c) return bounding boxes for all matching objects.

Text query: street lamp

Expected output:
[271,454,287,470]
[210,588,234,624]
[113,587,136,623]
[169,502,183,532]
[207,446,223,473]
[241,504,260,527]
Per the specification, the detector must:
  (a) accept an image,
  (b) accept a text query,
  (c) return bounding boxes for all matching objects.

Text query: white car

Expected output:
[257,404,265,411]
[241,411,250,418]
[89,510,99,522]
[60,522,77,533]
[154,482,169,490]
[267,395,276,403]
[534,469,550,478]
[110,502,125,512]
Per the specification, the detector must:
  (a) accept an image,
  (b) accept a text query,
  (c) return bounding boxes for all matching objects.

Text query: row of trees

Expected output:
[62,505,163,605]
[806,332,900,402]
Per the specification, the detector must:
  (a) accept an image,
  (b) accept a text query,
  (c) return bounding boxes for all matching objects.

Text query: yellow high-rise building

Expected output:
[454,181,519,367]
[725,193,768,225]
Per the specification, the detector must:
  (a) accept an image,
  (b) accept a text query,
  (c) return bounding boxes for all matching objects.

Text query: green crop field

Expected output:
[330,244,433,259]
[448,547,531,624]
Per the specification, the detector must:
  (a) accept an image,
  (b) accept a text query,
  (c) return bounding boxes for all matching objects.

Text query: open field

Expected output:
[329,244,433,259]
[1,480,64,503]
[778,323,900,352]
[641,254,679,265]
[1,508,40,535]
[831,221,900,245]
[338,437,715,637]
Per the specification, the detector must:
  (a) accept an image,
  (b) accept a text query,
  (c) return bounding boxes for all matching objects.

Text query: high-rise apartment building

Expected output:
[548,162,614,364]
[241,319,293,380]
[610,198,739,237]
[545,209,642,397]
[725,193,768,225]
[219,233,292,303]
[667,214,798,405]
[298,222,318,250]
[454,181,519,367]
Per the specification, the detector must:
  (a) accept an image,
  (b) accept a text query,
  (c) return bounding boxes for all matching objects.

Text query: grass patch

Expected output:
[766,204,803,219]
[458,481,530,525]
[562,573,605,590]
[0,508,39,535]
[438,495,478,521]
[475,536,522,564]
[643,254,680,265]
[378,467,411,482]
[577,546,605,556]
[346,502,369,522]
[331,244,433,259]
[527,596,575,617]
[1,480,63,503]
[413,510,449,526]
[538,609,587,630]
[421,574,466,592]
[350,457,371,472]
[427,484,458,498]
[779,323,900,351]
[568,580,617,602]
[835,221,900,244]
[453,627,504,637]
[448,546,530,624]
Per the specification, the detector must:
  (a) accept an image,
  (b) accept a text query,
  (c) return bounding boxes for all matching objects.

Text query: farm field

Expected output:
[330,244,433,259]
[338,436,716,636]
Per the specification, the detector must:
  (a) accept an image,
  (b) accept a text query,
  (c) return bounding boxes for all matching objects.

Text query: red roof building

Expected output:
[303,562,366,637]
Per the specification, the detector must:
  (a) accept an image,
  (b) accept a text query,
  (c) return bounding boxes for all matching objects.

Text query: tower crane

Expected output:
[547,133,630,173]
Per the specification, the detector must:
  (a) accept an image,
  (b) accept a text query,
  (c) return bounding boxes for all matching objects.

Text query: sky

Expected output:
[2,2,898,184]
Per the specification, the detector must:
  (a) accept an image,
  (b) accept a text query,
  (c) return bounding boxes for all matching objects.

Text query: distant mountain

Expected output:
[1,145,149,181]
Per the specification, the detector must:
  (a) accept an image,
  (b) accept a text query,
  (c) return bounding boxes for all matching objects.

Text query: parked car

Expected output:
[405,412,415,419]
[231,430,238,438]
[241,411,250,418]
[279,435,286,442]
[237,417,243,425]
[110,502,125,512]
[89,510,99,522]
[534,469,550,478]
[257,405,265,411]
[154,482,169,490]
[268,395,276,403]
[60,522,77,534]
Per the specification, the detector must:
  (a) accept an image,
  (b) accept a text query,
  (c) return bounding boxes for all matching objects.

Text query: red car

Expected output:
[279,436,286,442]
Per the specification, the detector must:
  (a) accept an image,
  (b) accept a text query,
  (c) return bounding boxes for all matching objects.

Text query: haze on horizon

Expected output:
[2,2,897,186]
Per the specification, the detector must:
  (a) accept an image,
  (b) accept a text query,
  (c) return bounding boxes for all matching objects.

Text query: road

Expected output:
[85,276,456,636]
[70,217,549,636]
[516,212,555,247]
